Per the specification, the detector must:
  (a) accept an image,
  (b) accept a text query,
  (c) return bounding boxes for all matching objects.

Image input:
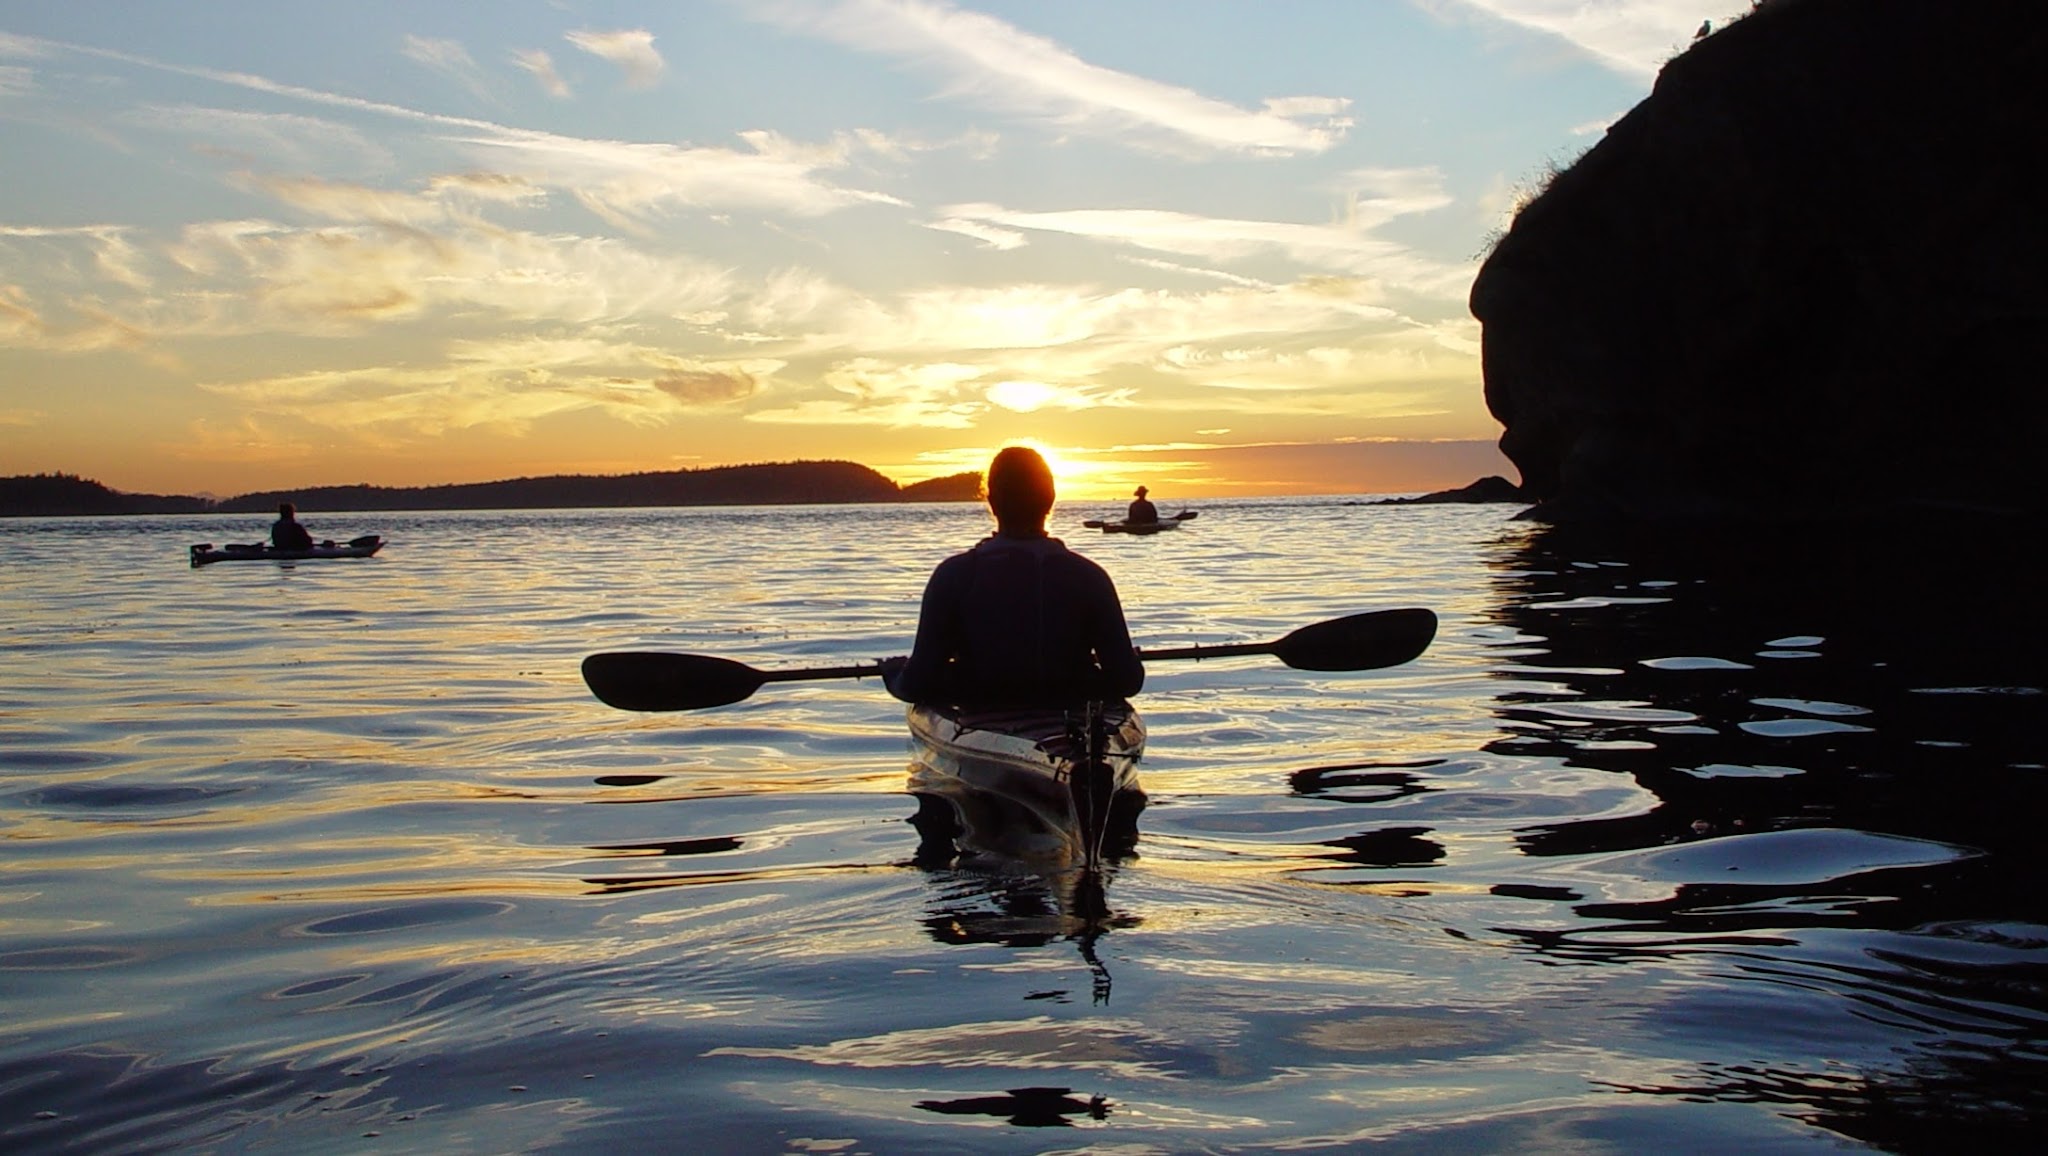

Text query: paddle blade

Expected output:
[581,652,766,711]
[1269,607,1437,672]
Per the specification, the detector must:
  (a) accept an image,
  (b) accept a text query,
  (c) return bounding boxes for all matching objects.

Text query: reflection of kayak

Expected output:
[1086,510,1197,535]
[190,535,384,566]
[907,701,1146,866]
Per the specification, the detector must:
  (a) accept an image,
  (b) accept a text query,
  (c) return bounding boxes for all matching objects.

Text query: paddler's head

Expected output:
[986,446,1055,535]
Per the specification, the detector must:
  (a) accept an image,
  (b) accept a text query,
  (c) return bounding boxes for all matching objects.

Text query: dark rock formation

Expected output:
[1370,475,1528,506]
[1470,0,2048,523]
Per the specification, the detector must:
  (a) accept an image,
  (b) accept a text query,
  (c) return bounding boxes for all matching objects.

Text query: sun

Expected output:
[883,440,1167,502]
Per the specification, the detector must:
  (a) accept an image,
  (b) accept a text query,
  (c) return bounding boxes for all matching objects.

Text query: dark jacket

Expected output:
[271,518,314,551]
[890,533,1143,708]
[1126,497,1159,524]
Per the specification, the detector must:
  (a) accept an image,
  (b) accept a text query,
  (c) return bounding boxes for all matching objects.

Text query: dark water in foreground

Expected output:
[2,500,2042,1153]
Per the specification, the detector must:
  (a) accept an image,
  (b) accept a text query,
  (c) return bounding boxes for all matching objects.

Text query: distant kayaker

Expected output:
[885,446,1144,709]
[1126,486,1159,526]
[271,502,315,551]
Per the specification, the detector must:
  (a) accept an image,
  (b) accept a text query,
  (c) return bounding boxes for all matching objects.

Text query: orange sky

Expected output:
[0,3,1724,499]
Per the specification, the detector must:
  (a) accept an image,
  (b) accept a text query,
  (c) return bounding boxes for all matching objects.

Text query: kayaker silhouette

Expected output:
[885,446,1144,709]
[271,502,317,550]
[1126,485,1158,526]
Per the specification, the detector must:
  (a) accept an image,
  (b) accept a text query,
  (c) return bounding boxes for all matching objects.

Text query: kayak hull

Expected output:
[908,702,1146,865]
[1103,521,1178,535]
[1095,510,1197,534]
[191,536,384,566]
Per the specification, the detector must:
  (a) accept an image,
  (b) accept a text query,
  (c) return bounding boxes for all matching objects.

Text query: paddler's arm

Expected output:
[1091,577,1144,699]
[889,558,967,704]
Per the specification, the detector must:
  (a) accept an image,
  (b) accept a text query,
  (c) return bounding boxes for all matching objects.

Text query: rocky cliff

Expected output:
[1470,0,2048,523]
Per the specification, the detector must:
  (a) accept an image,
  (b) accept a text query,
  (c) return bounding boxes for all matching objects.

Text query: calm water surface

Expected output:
[3,500,2044,1152]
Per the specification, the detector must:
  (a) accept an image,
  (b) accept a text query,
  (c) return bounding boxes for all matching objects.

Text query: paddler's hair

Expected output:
[985,446,1055,529]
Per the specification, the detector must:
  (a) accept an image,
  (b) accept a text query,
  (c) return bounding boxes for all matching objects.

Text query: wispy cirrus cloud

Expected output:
[163,210,738,330]
[929,167,1466,298]
[23,33,905,229]
[197,336,778,441]
[122,104,396,173]
[0,31,48,59]
[925,217,1026,251]
[511,49,571,98]
[457,126,906,228]
[747,358,988,429]
[401,35,494,101]
[565,28,665,89]
[938,204,1471,298]
[745,0,1350,155]
[1447,0,1748,77]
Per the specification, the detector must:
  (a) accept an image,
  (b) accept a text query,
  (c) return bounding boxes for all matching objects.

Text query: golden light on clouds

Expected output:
[0,3,1622,498]
[985,379,1056,412]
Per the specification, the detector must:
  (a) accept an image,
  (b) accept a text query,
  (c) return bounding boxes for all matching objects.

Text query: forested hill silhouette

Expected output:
[1,462,983,517]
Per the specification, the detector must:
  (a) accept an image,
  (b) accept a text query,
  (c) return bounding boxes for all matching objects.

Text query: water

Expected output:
[3,500,2043,1152]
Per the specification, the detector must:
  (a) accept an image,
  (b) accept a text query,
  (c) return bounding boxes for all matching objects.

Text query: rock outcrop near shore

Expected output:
[1470,0,2048,523]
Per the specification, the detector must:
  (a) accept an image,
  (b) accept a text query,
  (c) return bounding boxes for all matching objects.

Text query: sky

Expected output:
[1,0,1752,500]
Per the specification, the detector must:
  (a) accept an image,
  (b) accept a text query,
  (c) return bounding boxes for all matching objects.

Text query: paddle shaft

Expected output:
[1139,640,1272,661]
[757,661,882,684]
[582,607,1435,711]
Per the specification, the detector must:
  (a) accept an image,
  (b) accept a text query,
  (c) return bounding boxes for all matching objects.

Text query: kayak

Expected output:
[1087,510,1198,535]
[907,700,1146,866]
[190,535,384,566]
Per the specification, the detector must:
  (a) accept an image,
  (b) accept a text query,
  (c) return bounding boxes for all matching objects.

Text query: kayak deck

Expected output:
[908,702,1146,865]
[190,536,384,566]
[1091,510,1198,535]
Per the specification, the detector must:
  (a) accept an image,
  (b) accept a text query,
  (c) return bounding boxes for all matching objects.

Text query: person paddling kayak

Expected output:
[885,446,1144,709]
[271,502,318,550]
[1126,485,1158,526]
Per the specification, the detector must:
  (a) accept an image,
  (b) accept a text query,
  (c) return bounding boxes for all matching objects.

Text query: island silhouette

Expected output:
[0,461,982,518]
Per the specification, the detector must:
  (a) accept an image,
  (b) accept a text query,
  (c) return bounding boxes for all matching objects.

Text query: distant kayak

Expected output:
[1084,510,1197,535]
[190,535,385,566]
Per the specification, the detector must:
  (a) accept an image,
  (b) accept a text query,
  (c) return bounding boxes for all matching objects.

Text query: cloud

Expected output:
[938,200,1472,298]
[747,357,988,428]
[161,211,739,331]
[32,34,899,230]
[565,28,665,89]
[1448,0,1748,77]
[197,337,780,440]
[0,284,42,340]
[455,126,906,227]
[746,0,1350,155]
[122,104,396,173]
[0,64,33,97]
[401,35,494,101]
[985,378,1129,413]
[0,32,49,59]
[926,217,1027,251]
[655,367,760,404]
[234,172,546,226]
[168,416,315,465]
[512,49,571,98]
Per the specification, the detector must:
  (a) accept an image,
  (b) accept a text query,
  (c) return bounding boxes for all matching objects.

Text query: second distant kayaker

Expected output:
[1126,485,1158,526]
[886,446,1144,709]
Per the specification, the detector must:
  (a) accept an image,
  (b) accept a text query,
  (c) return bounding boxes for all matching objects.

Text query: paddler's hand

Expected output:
[878,655,908,696]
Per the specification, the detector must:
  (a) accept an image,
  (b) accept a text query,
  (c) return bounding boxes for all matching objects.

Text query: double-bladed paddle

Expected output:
[581,606,1436,712]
